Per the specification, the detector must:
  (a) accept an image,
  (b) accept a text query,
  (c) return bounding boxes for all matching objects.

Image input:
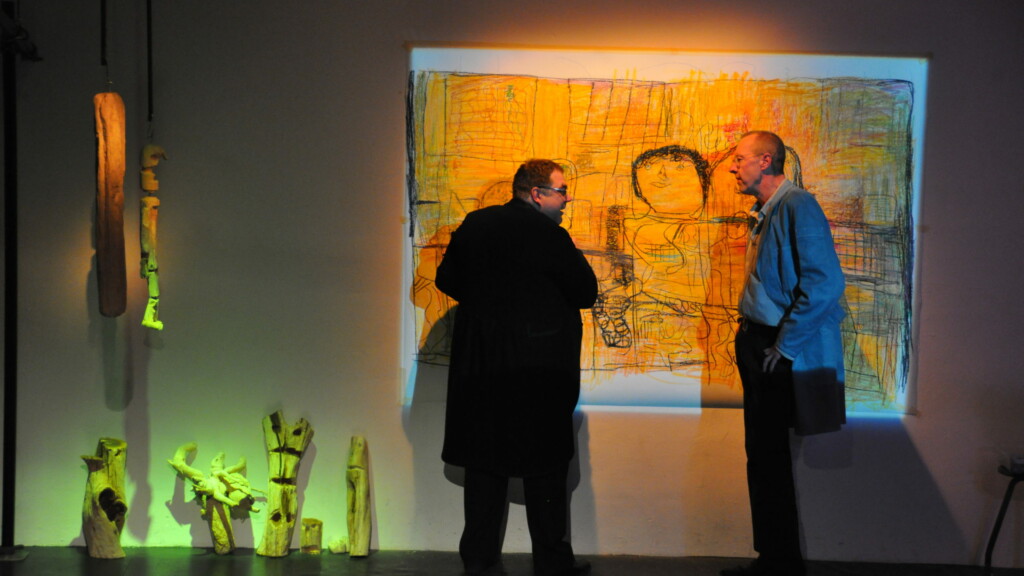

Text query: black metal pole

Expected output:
[1,0,20,551]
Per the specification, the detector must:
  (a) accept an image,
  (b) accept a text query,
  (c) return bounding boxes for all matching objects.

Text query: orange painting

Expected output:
[406,49,925,412]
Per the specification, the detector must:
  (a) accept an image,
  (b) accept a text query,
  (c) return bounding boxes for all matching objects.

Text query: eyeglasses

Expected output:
[536,186,569,196]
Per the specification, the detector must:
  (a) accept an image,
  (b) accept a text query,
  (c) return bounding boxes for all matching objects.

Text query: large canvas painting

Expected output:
[405,47,926,413]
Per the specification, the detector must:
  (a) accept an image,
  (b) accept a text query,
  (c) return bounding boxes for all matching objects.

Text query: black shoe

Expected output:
[536,559,591,576]
[721,558,805,576]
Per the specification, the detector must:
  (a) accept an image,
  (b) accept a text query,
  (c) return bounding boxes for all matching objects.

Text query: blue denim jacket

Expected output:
[743,180,847,434]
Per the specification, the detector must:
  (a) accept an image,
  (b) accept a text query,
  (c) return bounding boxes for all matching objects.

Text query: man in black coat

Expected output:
[436,159,598,576]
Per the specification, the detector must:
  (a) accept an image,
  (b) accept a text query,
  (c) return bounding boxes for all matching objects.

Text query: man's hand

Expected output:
[762,346,784,373]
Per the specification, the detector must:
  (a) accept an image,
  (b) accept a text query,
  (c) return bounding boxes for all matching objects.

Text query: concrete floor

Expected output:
[0,548,1021,576]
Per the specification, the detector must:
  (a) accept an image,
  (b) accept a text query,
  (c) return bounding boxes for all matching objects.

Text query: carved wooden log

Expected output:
[139,144,166,193]
[94,92,127,317]
[300,518,323,554]
[208,500,234,555]
[139,195,163,330]
[139,196,159,278]
[346,435,371,557]
[256,411,313,557]
[139,145,166,330]
[81,437,128,559]
[258,483,296,557]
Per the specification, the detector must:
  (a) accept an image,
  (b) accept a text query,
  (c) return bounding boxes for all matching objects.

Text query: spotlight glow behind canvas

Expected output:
[404,47,926,414]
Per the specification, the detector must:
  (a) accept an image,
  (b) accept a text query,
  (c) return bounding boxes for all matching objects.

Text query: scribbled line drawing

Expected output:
[406,68,916,412]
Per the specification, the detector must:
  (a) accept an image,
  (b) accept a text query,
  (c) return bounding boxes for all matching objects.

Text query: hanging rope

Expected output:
[100,0,111,87]
[100,0,106,66]
[146,0,154,138]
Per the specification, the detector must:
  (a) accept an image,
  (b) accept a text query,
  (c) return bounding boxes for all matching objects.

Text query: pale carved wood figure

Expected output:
[81,437,128,559]
[346,435,371,557]
[168,442,259,555]
[139,144,167,330]
[94,92,127,317]
[257,411,314,557]
[328,538,348,555]
[300,518,323,554]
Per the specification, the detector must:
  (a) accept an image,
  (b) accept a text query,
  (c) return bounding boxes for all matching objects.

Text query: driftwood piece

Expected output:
[256,411,314,557]
[94,92,127,317]
[139,144,167,330]
[168,442,260,555]
[328,538,348,554]
[346,435,371,557]
[140,144,166,193]
[139,195,162,330]
[81,437,128,559]
[300,518,323,554]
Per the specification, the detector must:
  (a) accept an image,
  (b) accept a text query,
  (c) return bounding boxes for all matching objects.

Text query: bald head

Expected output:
[741,130,786,175]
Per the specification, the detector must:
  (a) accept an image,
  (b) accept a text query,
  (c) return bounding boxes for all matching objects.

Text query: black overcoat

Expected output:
[435,198,598,477]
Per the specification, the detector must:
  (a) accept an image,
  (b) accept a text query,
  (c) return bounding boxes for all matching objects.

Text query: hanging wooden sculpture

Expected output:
[94,92,127,317]
[257,410,314,557]
[81,437,128,558]
[139,144,167,330]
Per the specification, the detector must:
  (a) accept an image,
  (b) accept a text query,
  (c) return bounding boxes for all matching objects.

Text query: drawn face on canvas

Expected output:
[635,157,704,217]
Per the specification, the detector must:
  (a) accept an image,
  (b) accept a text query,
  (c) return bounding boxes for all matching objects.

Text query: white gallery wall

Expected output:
[3,0,1023,567]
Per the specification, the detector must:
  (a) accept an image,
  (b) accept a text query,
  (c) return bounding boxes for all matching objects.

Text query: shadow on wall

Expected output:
[970,381,1024,567]
[401,313,596,553]
[567,413,597,554]
[402,335,461,550]
[400,316,978,562]
[80,251,157,547]
[795,417,969,563]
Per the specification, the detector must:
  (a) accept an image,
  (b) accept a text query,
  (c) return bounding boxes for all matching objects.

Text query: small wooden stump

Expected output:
[328,538,348,554]
[256,410,314,557]
[81,437,128,559]
[301,518,323,554]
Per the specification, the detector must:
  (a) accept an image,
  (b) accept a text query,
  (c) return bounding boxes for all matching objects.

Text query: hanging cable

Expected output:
[146,0,154,139]
[100,0,111,88]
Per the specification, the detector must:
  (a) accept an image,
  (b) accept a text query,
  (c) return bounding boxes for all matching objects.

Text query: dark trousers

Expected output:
[460,463,575,574]
[735,321,803,564]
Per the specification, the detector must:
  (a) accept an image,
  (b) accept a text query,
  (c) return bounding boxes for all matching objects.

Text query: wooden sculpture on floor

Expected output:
[257,410,314,557]
[81,437,128,559]
[328,537,349,555]
[300,518,323,554]
[168,442,259,555]
[139,144,167,330]
[94,92,127,317]
[346,435,371,557]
